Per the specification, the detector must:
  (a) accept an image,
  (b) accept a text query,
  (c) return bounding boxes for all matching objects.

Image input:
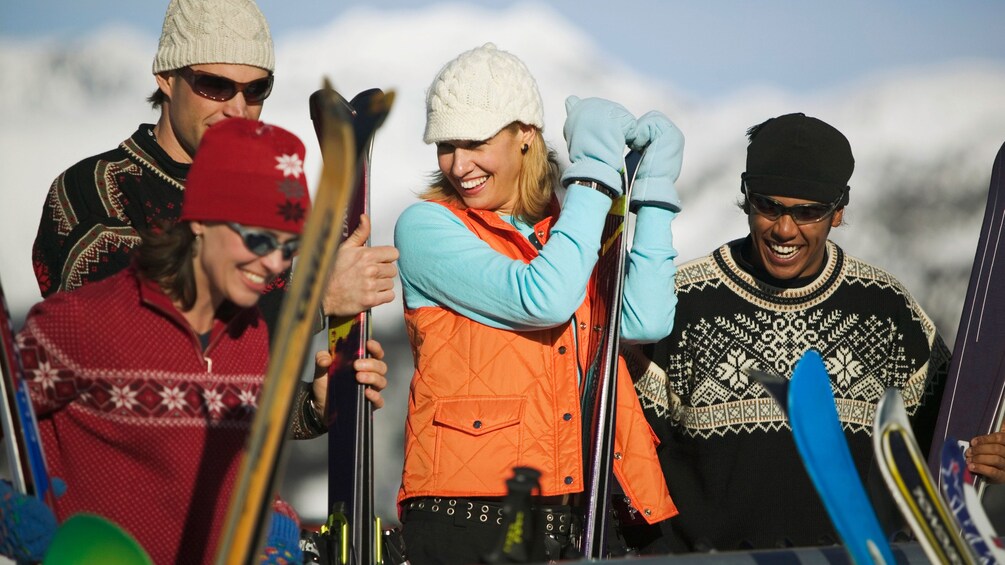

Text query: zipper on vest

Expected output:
[204,356,213,374]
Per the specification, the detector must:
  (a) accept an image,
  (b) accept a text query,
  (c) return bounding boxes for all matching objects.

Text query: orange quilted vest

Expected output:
[398,200,676,524]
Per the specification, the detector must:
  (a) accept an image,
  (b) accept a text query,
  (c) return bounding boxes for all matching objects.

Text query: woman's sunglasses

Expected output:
[176,67,274,105]
[746,191,841,225]
[227,223,299,260]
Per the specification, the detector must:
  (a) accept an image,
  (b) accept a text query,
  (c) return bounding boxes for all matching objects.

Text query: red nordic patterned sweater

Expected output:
[17,268,271,565]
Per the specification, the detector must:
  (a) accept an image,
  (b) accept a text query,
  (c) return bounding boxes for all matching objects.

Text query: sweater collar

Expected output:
[134,268,255,344]
[130,124,190,185]
[731,235,829,289]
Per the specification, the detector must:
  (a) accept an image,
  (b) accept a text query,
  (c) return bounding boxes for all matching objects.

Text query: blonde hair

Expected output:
[421,124,561,224]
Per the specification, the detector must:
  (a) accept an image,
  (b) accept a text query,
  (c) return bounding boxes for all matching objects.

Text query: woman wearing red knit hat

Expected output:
[13,118,388,564]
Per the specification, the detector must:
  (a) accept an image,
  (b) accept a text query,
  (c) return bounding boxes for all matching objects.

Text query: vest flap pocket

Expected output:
[433,396,525,437]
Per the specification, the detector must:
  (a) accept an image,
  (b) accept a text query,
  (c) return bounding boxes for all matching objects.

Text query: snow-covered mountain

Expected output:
[1,2,1004,523]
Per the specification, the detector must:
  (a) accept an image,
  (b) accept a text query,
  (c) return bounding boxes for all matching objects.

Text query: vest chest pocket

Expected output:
[432,396,526,485]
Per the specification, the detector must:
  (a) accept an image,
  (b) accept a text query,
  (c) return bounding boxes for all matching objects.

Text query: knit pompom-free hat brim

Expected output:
[424,43,544,144]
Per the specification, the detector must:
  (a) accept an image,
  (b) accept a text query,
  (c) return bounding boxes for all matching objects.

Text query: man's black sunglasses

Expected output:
[745,189,841,225]
[227,223,298,260]
[176,67,274,104]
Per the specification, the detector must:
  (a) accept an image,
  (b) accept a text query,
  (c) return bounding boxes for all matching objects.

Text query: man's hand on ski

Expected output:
[561,95,637,194]
[321,214,399,318]
[967,432,1005,483]
[626,110,684,212]
[312,339,389,414]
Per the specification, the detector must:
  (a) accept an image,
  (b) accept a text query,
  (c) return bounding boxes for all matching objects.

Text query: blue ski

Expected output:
[0,275,52,504]
[750,350,895,565]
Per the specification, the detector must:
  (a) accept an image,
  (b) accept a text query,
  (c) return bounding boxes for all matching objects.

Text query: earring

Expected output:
[192,233,202,257]
[520,143,529,155]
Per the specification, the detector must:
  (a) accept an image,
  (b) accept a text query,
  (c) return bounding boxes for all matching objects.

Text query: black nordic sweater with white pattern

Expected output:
[632,237,949,552]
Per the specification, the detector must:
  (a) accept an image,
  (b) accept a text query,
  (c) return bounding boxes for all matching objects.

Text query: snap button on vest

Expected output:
[563,413,572,421]
[558,346,567,354]
[473,420,482,429]
[564,476,573,485]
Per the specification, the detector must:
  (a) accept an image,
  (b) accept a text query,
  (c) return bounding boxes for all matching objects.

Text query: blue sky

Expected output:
[3,0,1003,97]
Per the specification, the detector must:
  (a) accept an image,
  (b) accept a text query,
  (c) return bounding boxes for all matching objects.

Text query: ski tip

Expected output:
[789,349,828,388]
[356,89,396,137]
[789,349,831,396]
[875,388,909,430]
[941,435,968,467]
[368,89,396,119]
[746,367,789,411]
[794,348,825,372]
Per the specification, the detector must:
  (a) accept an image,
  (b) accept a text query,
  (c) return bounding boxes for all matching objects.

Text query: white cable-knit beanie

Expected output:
[152,0,275,74]
[423,43,544,144]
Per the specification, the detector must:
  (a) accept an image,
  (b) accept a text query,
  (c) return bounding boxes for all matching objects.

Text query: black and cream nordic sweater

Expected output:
[631,237,949,552]
[31,124,287,337]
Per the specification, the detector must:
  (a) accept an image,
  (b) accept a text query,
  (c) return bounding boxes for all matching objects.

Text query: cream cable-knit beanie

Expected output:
[424,43,544,144]
[152,0,274,74]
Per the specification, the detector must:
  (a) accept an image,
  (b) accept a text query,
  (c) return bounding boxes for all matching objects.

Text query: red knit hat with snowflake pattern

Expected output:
[181,118,311,234]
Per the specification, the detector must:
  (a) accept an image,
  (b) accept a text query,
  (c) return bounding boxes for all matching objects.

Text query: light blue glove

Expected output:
[560,95,637,196]
[626,110,684,212]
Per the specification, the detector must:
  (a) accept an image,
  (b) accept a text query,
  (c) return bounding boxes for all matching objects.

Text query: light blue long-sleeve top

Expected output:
[394,184,678,343]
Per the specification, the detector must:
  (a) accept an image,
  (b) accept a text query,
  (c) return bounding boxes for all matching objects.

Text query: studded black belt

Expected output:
[404,497,580,537]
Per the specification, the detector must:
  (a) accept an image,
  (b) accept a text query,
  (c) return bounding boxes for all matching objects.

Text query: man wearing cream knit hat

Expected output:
[32,0,399,339]
[148,0,276,161]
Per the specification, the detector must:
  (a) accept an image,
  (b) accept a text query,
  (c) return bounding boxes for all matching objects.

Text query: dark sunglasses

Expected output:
[176,67,274,104]
[227,223,299,260]
[746,191,841,225]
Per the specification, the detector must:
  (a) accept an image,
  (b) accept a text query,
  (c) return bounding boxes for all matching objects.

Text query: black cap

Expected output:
[740,113,853,206]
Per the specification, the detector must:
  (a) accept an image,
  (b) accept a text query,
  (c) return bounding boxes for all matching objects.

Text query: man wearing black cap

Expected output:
[629,113,949,552]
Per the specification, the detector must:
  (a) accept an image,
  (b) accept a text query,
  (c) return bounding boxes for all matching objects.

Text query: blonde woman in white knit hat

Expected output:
[394,42,686,563]
[33,0,399,341]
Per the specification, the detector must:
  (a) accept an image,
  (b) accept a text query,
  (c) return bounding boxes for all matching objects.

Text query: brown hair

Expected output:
[134,219,198,310]
[147,87,167,109]
[419,123,561,224]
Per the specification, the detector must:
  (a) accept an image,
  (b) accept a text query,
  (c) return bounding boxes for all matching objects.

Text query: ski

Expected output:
[940,437,1005,563]
[575,150,641,558]
[0,275,52,504]
[748,350,895,565]
[0,274,59,564]
[875,388,976,564]
[3,280,154,563]
[929,141,1005,492]
[308,86,394,565]
[214,78,361,565]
